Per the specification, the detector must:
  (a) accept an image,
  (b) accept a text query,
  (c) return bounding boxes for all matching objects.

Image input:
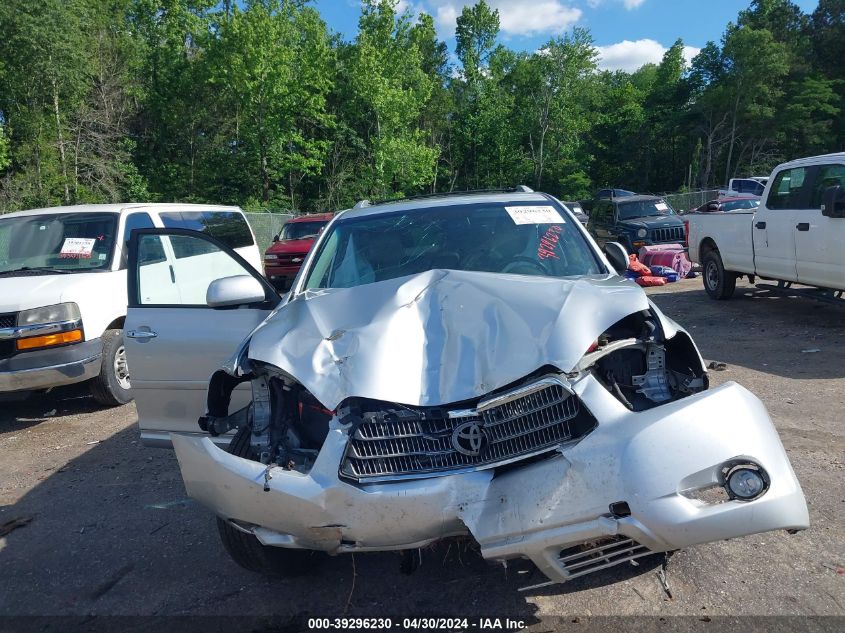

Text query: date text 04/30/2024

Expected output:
[306,617,526,630]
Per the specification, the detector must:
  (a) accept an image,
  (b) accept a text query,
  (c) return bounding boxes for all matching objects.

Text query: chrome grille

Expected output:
[0,313,16,329]
[651,226,685,243]
[341,378,595,481]
[520,536,654,590]
[275,253,306,265]
[559,537,653,579]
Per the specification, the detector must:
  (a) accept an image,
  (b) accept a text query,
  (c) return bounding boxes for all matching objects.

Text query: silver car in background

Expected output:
[124,189,808,588]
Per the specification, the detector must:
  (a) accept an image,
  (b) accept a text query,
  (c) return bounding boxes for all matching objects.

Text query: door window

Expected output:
[593,201,611,223]
[122,213,158,267]
[736,180,764,196]
[809,164,845,209]
[767,167,808,210]
[159,211,254,249]
[134,232,260,306]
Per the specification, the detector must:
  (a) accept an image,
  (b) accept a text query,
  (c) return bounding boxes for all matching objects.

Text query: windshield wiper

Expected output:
[0,266,76,276]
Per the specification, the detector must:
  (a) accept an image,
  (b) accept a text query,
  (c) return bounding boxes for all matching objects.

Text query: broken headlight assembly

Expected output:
[577,309,708,410]
[199,363,332,474]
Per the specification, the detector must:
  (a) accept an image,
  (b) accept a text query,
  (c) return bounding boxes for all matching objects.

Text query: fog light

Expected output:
[726,467,766,500]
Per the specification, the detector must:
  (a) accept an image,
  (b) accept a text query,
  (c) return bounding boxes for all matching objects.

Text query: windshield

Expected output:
[303,201,603,290]
[617,199,675,220]
[0,212,118,274]
[282,220,328,241]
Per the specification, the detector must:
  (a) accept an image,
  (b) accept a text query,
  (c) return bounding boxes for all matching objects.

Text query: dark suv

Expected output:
[588,195,685,254]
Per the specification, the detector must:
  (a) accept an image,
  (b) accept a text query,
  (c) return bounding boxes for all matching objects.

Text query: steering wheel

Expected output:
[501,256,549,276]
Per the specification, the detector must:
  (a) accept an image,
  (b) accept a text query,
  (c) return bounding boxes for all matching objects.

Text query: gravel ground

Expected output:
[0,278,843,627]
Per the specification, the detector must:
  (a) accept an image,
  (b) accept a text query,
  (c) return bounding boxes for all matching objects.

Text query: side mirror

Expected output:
[272,234,279,242]
[604,242,629,275]
[707,202,719,211]
[207,275,266,308]
[822,185,845,218]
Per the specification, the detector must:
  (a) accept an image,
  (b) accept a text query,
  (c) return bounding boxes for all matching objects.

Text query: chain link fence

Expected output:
[662,190,721,214]
[243,212,297,251]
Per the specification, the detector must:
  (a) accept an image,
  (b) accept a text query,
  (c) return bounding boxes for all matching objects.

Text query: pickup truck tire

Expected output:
[90,329,133,406]
[702,250,737,300]
[216,425,324,577]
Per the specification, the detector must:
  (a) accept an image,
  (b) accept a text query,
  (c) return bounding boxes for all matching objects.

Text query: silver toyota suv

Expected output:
[124,188,808,588]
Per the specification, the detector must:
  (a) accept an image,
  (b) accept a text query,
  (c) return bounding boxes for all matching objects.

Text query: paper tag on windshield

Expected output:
[505,205,566,225]
[655,202,669,211]
[59,238,96,259]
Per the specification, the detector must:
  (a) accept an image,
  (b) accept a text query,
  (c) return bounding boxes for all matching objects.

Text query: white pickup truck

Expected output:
[688,153,845,300]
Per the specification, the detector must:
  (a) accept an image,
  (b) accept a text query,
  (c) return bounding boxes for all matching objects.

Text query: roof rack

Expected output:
[352,185,535,209]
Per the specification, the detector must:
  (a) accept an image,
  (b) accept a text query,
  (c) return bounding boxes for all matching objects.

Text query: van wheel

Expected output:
[216,425,324,577]
[702,250,736,300]
[90,329,133,406]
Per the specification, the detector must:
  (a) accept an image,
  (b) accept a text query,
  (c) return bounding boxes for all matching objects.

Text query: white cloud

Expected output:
[586,0,646,8]
[429,1,582,37]
[497,1,581,36]
[596,38,700,73]
[682,45,701,65]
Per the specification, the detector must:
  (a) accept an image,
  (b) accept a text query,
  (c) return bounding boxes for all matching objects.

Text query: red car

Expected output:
[263,213,333,290]
[682,196,760,246]
[691,196,760,213]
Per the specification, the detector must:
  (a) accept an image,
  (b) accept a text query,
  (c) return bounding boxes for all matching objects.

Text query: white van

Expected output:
[0,204,261,405]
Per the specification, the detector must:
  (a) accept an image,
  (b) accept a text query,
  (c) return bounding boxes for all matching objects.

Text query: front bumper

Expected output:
[173,378,808,584]
[264,263,303,280]
[0,338,101,392]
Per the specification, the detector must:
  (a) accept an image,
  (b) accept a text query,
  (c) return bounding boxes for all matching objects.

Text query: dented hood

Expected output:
[248,269,649,410]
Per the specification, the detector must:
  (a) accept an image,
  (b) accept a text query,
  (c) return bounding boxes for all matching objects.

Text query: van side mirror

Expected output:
[272,234,279,242]
[822,185,845,218]
[604,242,629,275]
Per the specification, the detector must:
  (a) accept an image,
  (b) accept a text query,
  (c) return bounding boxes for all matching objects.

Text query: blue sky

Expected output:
[315,0,820,72]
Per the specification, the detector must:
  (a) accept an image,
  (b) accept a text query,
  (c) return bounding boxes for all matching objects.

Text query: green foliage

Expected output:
[342,0,438,198]
[455,0,499,81]
[0,126,9,172]
[0,0,843,214]
[209,0,334,207]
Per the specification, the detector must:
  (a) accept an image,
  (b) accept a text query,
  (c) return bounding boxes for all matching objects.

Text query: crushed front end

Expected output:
[173,300,809,587]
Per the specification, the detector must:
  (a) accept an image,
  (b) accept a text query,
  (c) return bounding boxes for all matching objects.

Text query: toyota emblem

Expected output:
[451,421,488,457]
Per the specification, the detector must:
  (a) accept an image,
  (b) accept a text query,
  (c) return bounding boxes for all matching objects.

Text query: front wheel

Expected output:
[702,250,737,300]
[216,425,324,576]
[90,329,133,406]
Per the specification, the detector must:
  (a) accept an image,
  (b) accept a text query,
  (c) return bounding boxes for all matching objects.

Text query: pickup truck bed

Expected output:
[687,210,757,277]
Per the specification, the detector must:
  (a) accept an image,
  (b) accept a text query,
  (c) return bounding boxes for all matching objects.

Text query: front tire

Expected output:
[216,425,323,576]
[702,250,737,300]
[90,329,133,406]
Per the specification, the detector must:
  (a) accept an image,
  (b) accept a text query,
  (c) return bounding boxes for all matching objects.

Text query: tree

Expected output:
[455,0,499,82]
[720,26,790,180]
[811,0,845,80]
[342,0,438,198]
[130,0,218,202]
[0,0,93,206]
[512,29,597,191]
[208,0,334,207]
[411,13,453,192]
